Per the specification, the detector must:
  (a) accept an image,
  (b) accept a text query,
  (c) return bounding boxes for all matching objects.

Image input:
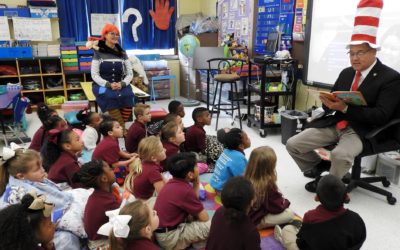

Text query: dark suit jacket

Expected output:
[308,59,400,148]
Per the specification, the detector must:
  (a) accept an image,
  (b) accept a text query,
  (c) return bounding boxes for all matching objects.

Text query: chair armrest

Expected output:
[365,118,400,139]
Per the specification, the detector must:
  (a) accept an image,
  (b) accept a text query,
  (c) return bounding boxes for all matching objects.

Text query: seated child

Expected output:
[164,113,184,130]
[0,192,56,250]
[92,119,137,185]
[168,100,185,118]
[275,174,366,250]
[29,103,57,152]
[107,200,160,250]
[147,112,183,136]
[160,121,185,171]
[125,136,166,203]
[44,128,84,189]
[216,127,231,144]
[73,160,120,250]
[154,152,210,250]
[244,146,295,229]
[40,115,69,170]
[126,104,151,153]
[206,176,261,250]
[184,107,210,155]
[0,146,91,249]
[210,128,251,192]
[76,109,103,162]
[184,107,224,164]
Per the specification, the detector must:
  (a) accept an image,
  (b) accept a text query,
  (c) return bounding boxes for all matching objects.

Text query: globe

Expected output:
[178,34,200,58]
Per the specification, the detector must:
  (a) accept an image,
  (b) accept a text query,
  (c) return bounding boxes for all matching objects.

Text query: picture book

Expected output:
[308,89,367,106]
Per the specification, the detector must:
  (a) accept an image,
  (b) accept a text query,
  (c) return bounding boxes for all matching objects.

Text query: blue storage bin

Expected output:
[79,57,93,63]
[77,49,94,55]
[136,54,160,61]
[0,8,31,17]
[0,47,33,59]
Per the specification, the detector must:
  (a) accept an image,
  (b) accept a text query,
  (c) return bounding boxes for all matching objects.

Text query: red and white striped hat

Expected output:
[347,0,383,50]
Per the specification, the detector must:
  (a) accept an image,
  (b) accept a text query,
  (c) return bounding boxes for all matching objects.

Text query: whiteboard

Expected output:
[304,0,400,88]
[91,14,120,36]
[0,16,11,40]
[12,17,52,41]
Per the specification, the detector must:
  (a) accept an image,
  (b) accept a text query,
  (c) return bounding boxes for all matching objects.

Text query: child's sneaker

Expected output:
[274,225,283,244]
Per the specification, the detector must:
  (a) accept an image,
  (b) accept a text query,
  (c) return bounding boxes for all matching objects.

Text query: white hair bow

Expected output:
[97,208,132,238]
[2,143,24,161]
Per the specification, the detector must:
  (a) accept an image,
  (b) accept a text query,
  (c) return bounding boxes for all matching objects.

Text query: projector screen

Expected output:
[304,0,400,88]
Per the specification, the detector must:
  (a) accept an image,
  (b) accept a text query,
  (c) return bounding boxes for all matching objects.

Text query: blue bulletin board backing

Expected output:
[254,0,295,55]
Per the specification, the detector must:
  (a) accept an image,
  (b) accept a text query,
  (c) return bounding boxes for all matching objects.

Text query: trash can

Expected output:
[280,110,308,145]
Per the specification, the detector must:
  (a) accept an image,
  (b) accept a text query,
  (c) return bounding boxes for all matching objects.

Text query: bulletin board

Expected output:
[12,17,52,41]
[254,0,295,54]
[218,0,254,47]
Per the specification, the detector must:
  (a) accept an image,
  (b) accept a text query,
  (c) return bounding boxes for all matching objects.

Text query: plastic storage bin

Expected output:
[0,47,33,59]
[280,110,308,144]
[376,152,400,185]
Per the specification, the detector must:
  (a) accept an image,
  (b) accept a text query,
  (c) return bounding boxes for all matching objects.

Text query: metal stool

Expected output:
[207,58,245,130]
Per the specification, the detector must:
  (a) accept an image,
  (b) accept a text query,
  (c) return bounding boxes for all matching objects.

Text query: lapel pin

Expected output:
[373,73,377,77]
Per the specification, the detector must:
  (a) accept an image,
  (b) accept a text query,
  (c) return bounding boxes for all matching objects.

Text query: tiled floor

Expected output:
[2,98,400,250]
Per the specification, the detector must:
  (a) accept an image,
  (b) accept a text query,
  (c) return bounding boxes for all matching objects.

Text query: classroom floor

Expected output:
[3,98,400,250]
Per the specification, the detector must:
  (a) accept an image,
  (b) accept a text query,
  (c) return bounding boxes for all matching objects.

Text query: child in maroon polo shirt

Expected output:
[73,160,120,249]
[29,103,57,152]
[168,100,186,118]
[154,152,210,250]
[92,119,138,185]
[125,104,151,153]
[44,128,84,189]
[275,175,366,250]
[124,136,166,203]
[184,107,211,154]
[108,200,160,250]
[160,121,185,171]
[206,176,261,250]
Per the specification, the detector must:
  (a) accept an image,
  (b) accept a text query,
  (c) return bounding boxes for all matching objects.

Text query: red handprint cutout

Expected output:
[149,0,175,30]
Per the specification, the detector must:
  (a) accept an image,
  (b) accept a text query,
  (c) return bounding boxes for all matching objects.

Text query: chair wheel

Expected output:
[387,196,397,205]
[382,180,391,187]
[259,130,267,138]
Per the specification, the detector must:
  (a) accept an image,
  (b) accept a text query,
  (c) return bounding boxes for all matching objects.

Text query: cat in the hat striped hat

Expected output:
[347,0,383,50]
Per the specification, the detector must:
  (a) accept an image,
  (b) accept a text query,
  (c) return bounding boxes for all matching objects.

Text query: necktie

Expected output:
[336,71,361,130]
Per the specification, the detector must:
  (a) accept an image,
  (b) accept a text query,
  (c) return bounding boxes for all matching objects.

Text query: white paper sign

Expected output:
[91,13,120,36]
[12,17,52,41]
[0,16,11,40]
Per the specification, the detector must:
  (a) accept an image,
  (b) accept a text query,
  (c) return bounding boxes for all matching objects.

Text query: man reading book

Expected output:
[286,0,400,193]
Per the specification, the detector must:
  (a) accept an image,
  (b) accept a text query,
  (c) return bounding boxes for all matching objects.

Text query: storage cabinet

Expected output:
[247,57,298,137]
[0,57,90,108]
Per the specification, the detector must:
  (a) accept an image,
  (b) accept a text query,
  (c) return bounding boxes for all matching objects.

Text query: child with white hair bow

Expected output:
[98,200,160,250]
[0,142,92,249]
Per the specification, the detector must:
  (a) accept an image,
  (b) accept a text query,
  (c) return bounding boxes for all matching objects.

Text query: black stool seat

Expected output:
[207,58,246,130]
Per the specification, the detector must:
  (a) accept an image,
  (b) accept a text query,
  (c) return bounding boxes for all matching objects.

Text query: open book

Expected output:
[308,89,367,106]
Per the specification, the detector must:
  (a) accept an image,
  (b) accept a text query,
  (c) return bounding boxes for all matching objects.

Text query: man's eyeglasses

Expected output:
[108,32,120,37]
[347,49,371,58]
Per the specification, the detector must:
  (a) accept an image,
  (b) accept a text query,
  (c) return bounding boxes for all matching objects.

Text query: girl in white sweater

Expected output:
[77,109,103,163]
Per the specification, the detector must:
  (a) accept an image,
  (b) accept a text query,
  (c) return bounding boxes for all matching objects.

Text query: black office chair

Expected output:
[324,114,400,205]
[207,58,246,130]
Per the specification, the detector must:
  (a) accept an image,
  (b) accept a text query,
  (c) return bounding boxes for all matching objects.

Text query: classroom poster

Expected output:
[254,0,295,54]
[0,16,11,40]
[12,17,52,41]
[218,0,254,47]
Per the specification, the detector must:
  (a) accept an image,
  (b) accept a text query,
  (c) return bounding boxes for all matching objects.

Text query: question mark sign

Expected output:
[122,8,143,42]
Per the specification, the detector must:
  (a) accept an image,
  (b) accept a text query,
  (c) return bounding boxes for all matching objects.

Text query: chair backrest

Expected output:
[12,94,29,124]
[207,58,246,78]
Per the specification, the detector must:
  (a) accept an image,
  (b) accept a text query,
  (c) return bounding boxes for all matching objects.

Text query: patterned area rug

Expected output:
[199,174,285,250]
